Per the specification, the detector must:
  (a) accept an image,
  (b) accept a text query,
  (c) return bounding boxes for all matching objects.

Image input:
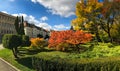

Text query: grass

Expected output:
[0,48,35,71]
[0,43,120,71]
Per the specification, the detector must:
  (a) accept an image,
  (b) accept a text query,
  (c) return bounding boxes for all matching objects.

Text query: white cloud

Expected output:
[9,0,15,2]
[31,0,36,3]
[1,11,8,14]
[12,13,39,24]
[11,12,70,30]
[37,22,52,30]
[53,24,70,30]
[31,0,79,17]
[40,16,48,22]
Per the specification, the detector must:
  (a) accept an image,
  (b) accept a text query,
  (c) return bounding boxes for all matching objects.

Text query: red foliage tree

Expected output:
[48,30,92,51]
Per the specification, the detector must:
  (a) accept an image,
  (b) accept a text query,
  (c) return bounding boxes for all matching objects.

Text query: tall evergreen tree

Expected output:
[14,16,19,34]
[19,16,25,35]
[14,16,25,35]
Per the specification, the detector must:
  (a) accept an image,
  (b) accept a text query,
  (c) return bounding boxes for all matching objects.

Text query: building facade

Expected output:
[0,12,16,43]
[24,21,49,38]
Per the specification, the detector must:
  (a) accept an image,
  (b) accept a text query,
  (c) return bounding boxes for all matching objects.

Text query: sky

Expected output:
[0,0,80,31]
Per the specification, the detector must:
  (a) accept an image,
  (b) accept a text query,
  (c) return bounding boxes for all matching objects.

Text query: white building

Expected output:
[24,21,49,38]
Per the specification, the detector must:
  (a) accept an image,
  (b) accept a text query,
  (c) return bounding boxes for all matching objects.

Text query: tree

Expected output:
[71,0,103,42]
[14,16,25,35]
[19,16,25,35]
[72,0,120,43]
[14,16,19,34]
[100,0,120,42]
[48,30,92,51]
[2,34,22,58]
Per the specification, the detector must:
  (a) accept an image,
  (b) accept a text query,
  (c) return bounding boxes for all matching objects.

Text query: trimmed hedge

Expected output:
[21,35,31,47]
[2,34,22,49]
[32,54,120,71]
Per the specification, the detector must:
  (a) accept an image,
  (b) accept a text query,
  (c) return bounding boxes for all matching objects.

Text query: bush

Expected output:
[2,34,22,49]
[2,34,22,58]
[32,55,120,71]
[21,35,31,47]
[48,30,92,51]
[30,38,47,49]
[56,43,70,51]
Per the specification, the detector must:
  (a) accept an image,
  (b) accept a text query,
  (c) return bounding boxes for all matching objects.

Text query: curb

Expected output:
[0,58,21,71]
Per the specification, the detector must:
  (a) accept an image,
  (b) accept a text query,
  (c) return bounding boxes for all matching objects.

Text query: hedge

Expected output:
[21,35,31,47]
[32,54,120,71]
[2,34,22,49]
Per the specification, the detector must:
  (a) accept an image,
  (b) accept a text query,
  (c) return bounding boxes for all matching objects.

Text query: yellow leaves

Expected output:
[71,17,87,30]
[71,0,104,31]
[30,38,47,49]
[74,26,81,30]
[84,6,92,13]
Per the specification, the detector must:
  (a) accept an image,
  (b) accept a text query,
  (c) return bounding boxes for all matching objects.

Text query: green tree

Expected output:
[19,16,25,35]
[14,16,20,34]
[100,0,120,42]
[2,34,22,58]
[14,16,25,35]
[71,0,103,42]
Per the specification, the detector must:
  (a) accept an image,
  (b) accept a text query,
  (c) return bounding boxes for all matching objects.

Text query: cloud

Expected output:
[31,0,79,17]
[9,12,70,30]
[53,24,70,30]
[1,11,8,14]
[12,13,40,24]
[40,16,48,22]
[37,22,52,30]
[9,0,15,2]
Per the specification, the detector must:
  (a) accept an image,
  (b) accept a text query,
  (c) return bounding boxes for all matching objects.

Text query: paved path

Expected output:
[0,58,20,71]
[0,44,20,71]
[0,44,4,50]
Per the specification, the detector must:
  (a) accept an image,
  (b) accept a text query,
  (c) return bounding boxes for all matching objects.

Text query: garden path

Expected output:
[0,44,20,71]
[0,44,4,50]
[0,58,20,71]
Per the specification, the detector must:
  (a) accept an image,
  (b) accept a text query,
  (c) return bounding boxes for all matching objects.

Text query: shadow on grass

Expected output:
[18,48,55,56]
[26,49,55,55]
[15,57,34,70]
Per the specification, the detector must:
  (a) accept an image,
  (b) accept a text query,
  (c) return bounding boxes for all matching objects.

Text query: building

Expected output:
[24,21,49,38]
[0,12,16,43]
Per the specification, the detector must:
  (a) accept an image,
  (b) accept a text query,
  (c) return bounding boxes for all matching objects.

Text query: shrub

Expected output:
[56,43,70,51]
[21,35,31,47]
[30,38,47,49]
[32,55,120,71]
[2,34,22,58]
[48,30,92,51]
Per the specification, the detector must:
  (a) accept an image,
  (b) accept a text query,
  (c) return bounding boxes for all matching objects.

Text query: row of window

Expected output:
[0,30,15,34]
[0,23,15,30]
[0,15,15,23]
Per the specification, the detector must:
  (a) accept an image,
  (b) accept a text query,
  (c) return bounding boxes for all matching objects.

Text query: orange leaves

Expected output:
[30,38,47,49]
[48,30,92,48]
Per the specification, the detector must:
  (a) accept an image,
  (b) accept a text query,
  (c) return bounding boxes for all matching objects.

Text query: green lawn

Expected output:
[0,48,35,71]
[0,43,120,71]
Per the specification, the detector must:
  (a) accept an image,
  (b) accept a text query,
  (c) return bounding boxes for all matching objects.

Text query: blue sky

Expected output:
[0,0,79,30]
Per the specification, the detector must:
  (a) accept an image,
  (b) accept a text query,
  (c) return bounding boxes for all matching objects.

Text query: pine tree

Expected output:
[14,16,19,34]
[14,16,25,35]
[19,16,25,35]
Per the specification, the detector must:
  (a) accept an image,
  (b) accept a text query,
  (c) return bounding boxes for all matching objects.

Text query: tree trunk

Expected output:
[95,24,101,42]
[108,31,113,43]
[12,48,19,58]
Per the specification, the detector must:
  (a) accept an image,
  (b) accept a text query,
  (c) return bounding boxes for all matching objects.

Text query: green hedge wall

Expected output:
[2,34,22,49]
[32,55,120,71]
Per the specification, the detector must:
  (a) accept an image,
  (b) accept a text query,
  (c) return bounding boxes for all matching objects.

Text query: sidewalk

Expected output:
[0,44,4,50]
[0,45,20,71]
[0,58,20,71]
